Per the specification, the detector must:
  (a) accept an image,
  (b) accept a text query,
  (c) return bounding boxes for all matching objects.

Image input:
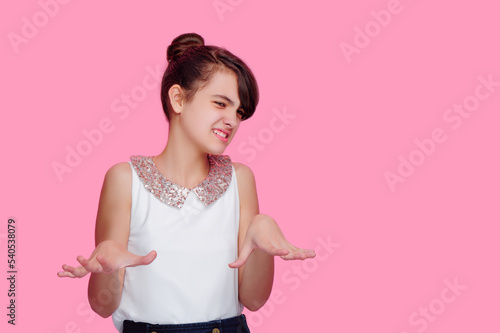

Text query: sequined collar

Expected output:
[129,154,232,209]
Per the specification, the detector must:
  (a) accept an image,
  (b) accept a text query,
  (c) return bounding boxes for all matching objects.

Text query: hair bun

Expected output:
[167,33,205,63]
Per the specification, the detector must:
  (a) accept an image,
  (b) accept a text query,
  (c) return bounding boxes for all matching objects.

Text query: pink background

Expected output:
[2,0,499,332]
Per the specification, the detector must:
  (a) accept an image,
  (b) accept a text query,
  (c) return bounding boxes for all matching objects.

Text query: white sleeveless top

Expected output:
[112,154,243,332]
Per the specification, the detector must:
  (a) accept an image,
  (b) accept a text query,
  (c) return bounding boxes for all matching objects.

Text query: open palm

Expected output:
[57,239,157,278]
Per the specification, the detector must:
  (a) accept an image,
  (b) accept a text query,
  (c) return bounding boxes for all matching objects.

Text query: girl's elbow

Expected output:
[88,294,120,318]
[241,296,269,312]
[87,272,123,318]
[245,302,264,312]
[89,300,116,318]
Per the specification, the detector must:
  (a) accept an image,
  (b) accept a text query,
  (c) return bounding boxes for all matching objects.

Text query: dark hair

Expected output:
[160,33,259,121]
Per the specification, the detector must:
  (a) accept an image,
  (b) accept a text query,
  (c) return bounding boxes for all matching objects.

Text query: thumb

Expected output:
[129,250,157,267]
[228,243,254,269]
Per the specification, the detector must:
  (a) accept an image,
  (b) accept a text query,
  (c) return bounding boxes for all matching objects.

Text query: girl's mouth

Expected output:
[213,129,228,142]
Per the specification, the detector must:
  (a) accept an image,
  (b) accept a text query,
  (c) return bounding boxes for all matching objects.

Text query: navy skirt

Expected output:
[122,314,251,333]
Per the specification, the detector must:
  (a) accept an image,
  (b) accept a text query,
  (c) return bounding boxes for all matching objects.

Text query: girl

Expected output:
[58,32,316,333]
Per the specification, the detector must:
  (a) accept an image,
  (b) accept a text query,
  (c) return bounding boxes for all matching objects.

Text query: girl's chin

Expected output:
[208,147,227,156]
[206,138,230,155]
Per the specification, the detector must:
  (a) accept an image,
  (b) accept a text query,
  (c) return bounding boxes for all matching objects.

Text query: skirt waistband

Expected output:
[123,314,250,333]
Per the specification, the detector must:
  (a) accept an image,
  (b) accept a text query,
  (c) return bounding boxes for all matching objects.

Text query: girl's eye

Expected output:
[215,101,226,107]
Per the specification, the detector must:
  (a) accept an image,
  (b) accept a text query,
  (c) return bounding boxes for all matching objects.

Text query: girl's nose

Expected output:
[223,111,239,128]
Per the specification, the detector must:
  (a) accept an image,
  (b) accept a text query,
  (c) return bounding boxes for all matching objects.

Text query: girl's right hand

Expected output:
[57,239,157,278]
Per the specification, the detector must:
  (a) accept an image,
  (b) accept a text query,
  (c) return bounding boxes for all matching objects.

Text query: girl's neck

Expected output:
[154,138,210,190]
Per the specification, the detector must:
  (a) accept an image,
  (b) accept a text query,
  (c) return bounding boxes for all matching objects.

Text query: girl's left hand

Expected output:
[228,214,316,268]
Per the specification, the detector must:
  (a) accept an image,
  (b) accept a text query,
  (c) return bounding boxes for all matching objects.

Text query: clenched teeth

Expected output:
[213,130,228,138]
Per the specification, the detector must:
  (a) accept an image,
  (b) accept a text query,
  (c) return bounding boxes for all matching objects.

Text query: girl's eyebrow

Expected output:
[211,94,238,107]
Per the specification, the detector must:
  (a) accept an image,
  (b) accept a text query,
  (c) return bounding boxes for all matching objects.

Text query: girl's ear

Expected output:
[168,84,184,115]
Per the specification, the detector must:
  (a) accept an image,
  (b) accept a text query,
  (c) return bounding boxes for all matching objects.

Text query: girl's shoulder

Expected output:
[231,160,256,189]
[231,160,252,173]
[231,160,259,218]
[101,161,133,192]
[105,161,132,178]
[231,160,251,172]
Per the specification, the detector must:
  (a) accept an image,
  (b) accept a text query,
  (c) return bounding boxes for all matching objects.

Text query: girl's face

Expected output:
[177,69,244,155]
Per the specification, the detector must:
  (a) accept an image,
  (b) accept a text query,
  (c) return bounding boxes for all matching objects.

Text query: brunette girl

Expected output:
[58,32,316,333]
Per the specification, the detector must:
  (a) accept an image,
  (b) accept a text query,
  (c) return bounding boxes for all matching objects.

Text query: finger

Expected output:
[62,264,89,278]
[228,243,254,269]
[307,249,316,257]
[62,263,74,272]
[77,256,103,274]
[274,239,316,259]
[57,270,76,278]
[299,248,316,258]
[77,255,89,266]
[128,250,158,268]
[95,255,115,273]
[280,248,316,260]
[140,250,157,265]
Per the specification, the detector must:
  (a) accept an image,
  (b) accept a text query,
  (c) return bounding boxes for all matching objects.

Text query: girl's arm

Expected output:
[232,163,273,311]
[230,163,315,311]
[58,163,156,317]
[87,162,133,317]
